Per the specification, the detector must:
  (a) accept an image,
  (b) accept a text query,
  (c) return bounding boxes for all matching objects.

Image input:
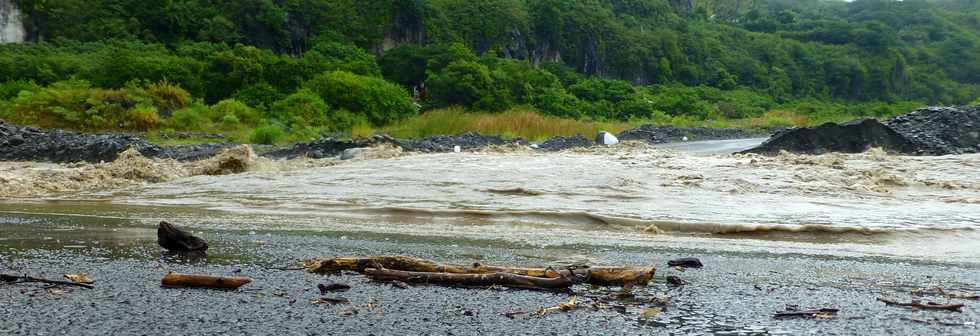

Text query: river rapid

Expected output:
[3,139,980,263]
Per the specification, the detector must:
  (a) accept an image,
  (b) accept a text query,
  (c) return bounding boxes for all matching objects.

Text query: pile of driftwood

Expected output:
[305,256,656,291]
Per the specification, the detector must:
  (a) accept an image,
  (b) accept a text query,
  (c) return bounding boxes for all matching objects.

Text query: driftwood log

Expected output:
[364,268,575,290]
[157,221,208,252]
[877,298,965,311]
[1,273,95,289]
[306,256,656,289]
[774,308,839,318]
[161,272,251,289]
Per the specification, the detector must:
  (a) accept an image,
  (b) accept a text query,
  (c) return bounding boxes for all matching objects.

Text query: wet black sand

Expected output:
[1,213,979,335]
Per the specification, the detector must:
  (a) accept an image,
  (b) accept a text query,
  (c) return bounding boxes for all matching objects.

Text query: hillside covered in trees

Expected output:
[1,0,978,142]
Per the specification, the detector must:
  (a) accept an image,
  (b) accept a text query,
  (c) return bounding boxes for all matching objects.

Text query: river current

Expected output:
[2,139,980,263]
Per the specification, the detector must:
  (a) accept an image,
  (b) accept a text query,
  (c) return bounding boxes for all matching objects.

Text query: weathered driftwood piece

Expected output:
[537,296,579,315]
[912,287,980,300]
[877,298,964,311]
[306,256,656,287]
[1,273,95,289]
[160,272,251,289]
[364,268,574,290]
[63,274,94,284]
[774,308,839,318]
[157,221,208,252]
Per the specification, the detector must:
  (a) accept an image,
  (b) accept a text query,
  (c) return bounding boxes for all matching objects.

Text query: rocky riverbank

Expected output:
[742,106,980,156]
[0,120,235,163]
[0,120,764,163]
[3,211,979,336]
[5,105,978,163]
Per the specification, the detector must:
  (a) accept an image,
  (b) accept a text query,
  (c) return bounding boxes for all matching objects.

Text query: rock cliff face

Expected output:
[371,1,713,84]
[0,0,25,43]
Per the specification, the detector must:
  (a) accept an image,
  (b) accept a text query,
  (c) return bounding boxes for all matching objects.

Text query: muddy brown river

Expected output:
[4,139,980,262]
[2,140,980,335]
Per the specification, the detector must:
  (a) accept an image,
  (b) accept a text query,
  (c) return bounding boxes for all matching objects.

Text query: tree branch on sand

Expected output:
[305,256,656,290]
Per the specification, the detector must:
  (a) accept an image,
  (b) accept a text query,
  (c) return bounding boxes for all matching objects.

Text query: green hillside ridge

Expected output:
[0,0,978,143]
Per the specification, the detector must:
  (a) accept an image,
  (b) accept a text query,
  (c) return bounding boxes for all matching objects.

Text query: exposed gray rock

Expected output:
[536,135,593,152]
[264,135,396,159]
[0,119,230,163]
[739,119,918,155]
[885,106,980,155]
[740,106,980,156]
[618,125,763,144]
[395,132,527,153]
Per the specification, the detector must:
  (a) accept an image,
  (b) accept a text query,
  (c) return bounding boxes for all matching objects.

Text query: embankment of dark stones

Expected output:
[617,125,765,144]
[740,106,980,156]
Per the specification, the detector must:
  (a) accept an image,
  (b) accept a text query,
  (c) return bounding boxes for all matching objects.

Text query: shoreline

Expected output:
[2,214,978,335]
[0,118,770,164]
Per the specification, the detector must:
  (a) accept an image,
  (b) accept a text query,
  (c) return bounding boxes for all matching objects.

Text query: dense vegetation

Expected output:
[1,0,978,142]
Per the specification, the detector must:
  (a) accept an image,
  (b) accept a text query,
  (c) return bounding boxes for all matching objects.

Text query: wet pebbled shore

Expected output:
[2,215,978,335]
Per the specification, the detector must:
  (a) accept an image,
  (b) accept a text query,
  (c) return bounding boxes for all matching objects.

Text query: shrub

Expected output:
[166,105,211,130]
[210,99,260,125]
[0,80,39,100]
[146,81,190,112]
[305,71,417,125]
[327,109,368,132]
[534,86,581,118]
[233,82,283,111]
[427,60,512,111]
[221,113,241,128]
[127,104,160,130]
[249,124,285,144]
[270,89,329,127]
[305,40,381,77]
[11,80,108,129]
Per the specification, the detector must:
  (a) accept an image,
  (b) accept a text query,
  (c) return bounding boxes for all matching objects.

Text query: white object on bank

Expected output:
[596,131,619,146]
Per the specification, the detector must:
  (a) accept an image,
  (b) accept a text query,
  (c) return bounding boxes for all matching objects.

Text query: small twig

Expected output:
[1,273,95,289]
[901,317,968,326]
[912,287,980,300]
[877,298,964,311]
[267,266,307,271]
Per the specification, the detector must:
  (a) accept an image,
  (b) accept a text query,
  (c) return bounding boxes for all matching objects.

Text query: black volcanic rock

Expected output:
[264,135,397,159]
[395,132,527,152]
[536,135,594,151]
[157,221,208,252]
[739,119,918,155]
[740,106,980,156]
[885,106,980,155]
[618,125,762,144]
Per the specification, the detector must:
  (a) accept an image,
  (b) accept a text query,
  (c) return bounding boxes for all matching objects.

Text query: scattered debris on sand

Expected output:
[1,273,95,289]
[311,297,351,305]
[536,296,580,316]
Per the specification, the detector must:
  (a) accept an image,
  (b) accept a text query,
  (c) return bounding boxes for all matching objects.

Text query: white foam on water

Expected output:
[5,141,980,261]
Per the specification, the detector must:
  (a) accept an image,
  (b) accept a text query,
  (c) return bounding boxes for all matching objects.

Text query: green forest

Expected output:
[1,0,979,143]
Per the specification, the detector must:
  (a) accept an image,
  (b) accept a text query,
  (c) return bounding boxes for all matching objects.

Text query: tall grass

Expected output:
[384,107,631,141]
